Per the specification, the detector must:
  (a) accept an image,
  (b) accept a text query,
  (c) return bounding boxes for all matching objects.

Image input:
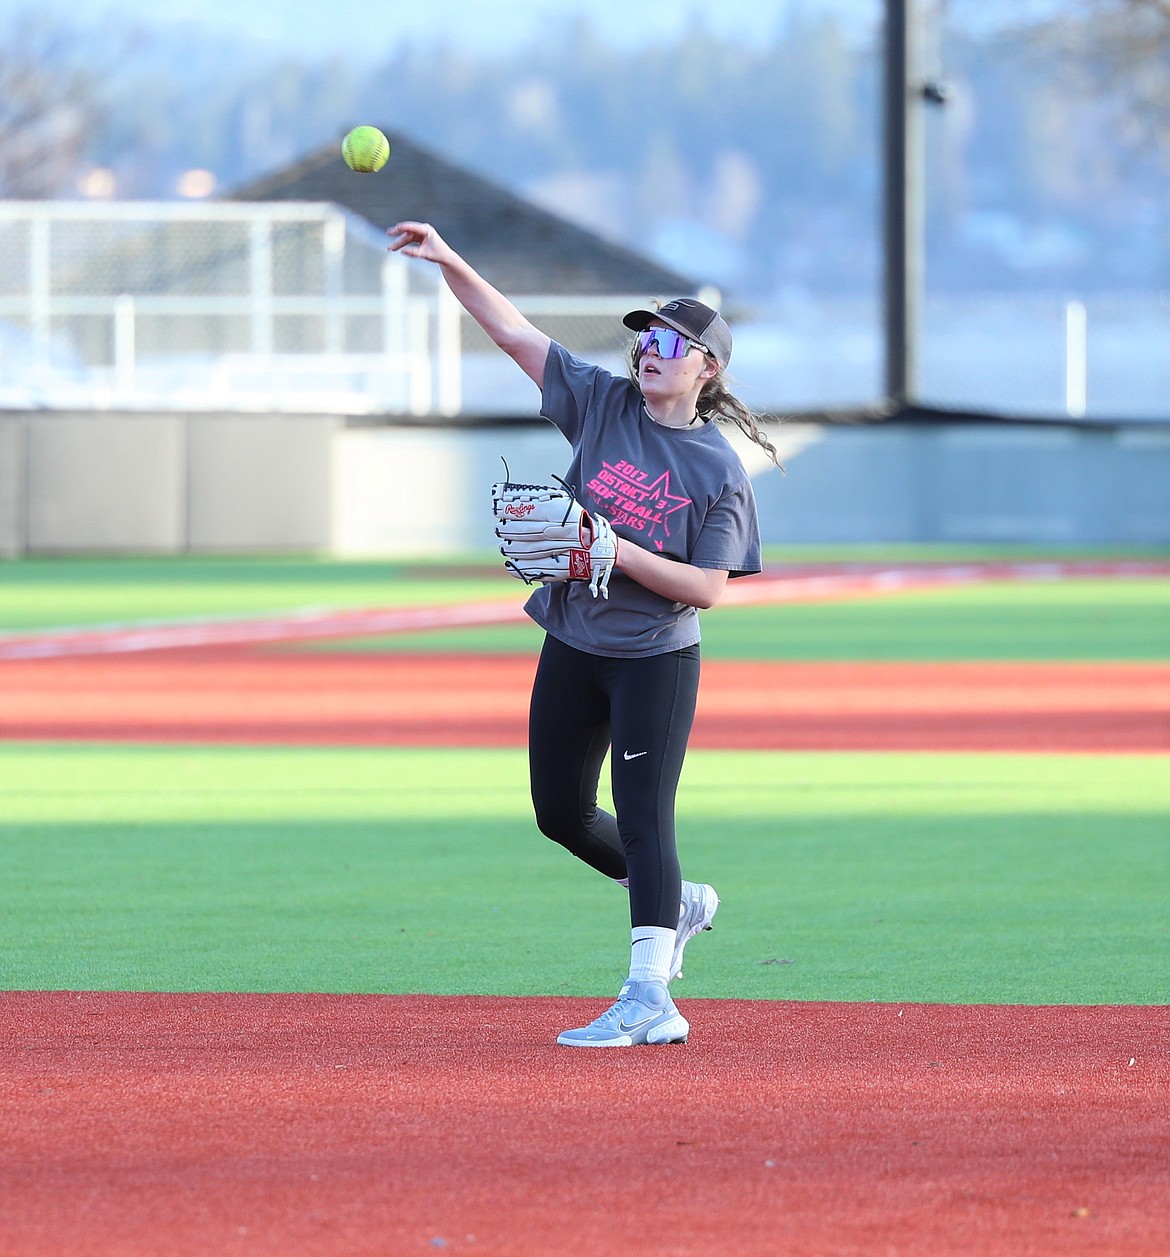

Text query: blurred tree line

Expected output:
[1,1,1166,297]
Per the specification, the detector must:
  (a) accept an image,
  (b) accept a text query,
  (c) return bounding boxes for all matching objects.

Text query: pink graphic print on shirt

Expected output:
[586,460,692,550]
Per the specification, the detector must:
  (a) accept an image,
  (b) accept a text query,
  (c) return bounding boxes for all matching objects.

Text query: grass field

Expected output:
[1,549,1167,1006]
[1,745,1166,1003]
[302,578,1170,659]
[2,546,1165,631]
[3,550,1168,1257]
[0,556,511,632]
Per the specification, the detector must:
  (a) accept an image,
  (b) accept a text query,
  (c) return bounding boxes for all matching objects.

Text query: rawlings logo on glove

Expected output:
[492,474,618,599]
[504,500,538,520]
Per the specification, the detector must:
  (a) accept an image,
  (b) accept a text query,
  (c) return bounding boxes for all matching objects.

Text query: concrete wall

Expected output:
[337,420,1170,553]
[0,412,340,554]
[25,414,186,552]
[758,422,1170,545]
[332,427,472,555]
[0,410,1168,556]
[0,416,25,557]
[187,415,340,550]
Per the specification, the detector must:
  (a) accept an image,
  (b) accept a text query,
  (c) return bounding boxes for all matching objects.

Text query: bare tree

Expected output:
[1026,0,1170,164]
[0,15,106,198]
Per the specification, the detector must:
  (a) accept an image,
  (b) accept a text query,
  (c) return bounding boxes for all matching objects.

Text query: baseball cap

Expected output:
[623,297,733,369]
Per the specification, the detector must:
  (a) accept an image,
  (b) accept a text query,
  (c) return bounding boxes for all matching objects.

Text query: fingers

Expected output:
[387,223,422,253]
[387,220,433,254]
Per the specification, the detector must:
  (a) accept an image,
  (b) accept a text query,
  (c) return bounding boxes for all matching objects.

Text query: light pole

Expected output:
[883,0,928,411]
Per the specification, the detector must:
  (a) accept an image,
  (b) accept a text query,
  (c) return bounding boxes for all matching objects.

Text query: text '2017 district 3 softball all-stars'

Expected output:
[492,474,618,600]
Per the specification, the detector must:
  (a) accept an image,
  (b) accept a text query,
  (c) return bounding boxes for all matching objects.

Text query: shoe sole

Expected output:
[556,1032,689,1048]
[557,1015,690,1048]
[669,885,719,982]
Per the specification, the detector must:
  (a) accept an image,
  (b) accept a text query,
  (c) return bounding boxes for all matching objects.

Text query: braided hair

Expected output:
[627,340,784,471]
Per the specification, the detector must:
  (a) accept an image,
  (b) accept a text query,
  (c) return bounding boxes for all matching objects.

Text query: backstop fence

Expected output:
[1,202,1167,423]
[0,201,648,417]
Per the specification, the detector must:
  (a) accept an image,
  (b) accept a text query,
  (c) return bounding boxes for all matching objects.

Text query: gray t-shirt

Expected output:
[524,342,762,658]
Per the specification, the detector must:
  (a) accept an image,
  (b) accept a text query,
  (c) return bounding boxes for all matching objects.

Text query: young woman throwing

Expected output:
[389,221,773,1047]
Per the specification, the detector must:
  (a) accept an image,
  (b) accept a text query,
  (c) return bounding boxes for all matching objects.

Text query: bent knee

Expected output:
[532,800,596,846]
[533,804,576,845]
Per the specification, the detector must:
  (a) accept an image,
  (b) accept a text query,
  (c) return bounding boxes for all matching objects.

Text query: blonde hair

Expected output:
[627,340,784,471]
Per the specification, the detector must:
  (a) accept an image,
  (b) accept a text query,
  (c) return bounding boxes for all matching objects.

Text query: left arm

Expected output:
[614,542,729,610]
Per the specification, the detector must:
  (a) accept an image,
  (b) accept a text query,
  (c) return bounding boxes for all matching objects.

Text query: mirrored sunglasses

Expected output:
[637,327,705,360]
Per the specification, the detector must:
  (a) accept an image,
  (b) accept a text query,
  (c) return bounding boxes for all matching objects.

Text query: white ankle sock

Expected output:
[627,926,675,984]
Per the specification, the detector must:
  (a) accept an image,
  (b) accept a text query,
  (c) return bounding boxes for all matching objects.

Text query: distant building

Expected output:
[228,129,700,298]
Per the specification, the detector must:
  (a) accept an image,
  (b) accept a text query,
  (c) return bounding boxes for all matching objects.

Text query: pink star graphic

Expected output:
[641,470,692,538]
[590,462,693,544]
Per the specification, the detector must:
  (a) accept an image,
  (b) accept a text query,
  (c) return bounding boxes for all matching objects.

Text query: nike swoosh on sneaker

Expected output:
[616,1015,658,1034]
[623,750,648,760]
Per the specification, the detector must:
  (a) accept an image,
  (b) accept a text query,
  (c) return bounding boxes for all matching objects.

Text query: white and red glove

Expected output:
[492,478,618,599]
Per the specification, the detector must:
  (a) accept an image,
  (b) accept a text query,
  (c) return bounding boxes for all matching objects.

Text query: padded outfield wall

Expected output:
[0,411,1168,556]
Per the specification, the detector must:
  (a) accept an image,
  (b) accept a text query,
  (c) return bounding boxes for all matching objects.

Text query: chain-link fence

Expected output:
[0,202,672,417]
[0,202,461,413]
[2,203,1165,421]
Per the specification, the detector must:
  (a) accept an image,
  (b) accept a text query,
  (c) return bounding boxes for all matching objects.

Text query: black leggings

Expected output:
[528,633,701,929]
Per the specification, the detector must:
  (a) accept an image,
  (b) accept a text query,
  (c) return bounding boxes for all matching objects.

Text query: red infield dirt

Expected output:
[3,617,1166,1254]
[1,652,1167,751]
[2,992,1166,1257]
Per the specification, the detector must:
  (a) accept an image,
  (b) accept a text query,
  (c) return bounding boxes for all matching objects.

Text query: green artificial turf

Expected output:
[0,555,513,632]
[2,554,1167,1006]
[301,578,1170,661]
[3,551,1165,651]
[705,578,1170,661]
[2,745,1166,1004]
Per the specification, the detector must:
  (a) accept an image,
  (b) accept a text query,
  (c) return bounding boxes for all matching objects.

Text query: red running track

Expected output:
[1,992,1166,1257]
[1,654,1167,751]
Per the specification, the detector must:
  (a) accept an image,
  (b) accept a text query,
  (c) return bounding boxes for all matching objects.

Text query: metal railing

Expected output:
[2,203,1165,421]
[0,201,465,414]
[0,201,669,417]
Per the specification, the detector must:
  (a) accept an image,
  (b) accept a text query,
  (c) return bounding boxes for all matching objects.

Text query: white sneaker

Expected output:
[670,882,719,981]
[556,980,689,1048]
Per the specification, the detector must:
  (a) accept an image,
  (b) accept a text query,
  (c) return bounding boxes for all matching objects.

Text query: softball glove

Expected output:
[492,476,618,599]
